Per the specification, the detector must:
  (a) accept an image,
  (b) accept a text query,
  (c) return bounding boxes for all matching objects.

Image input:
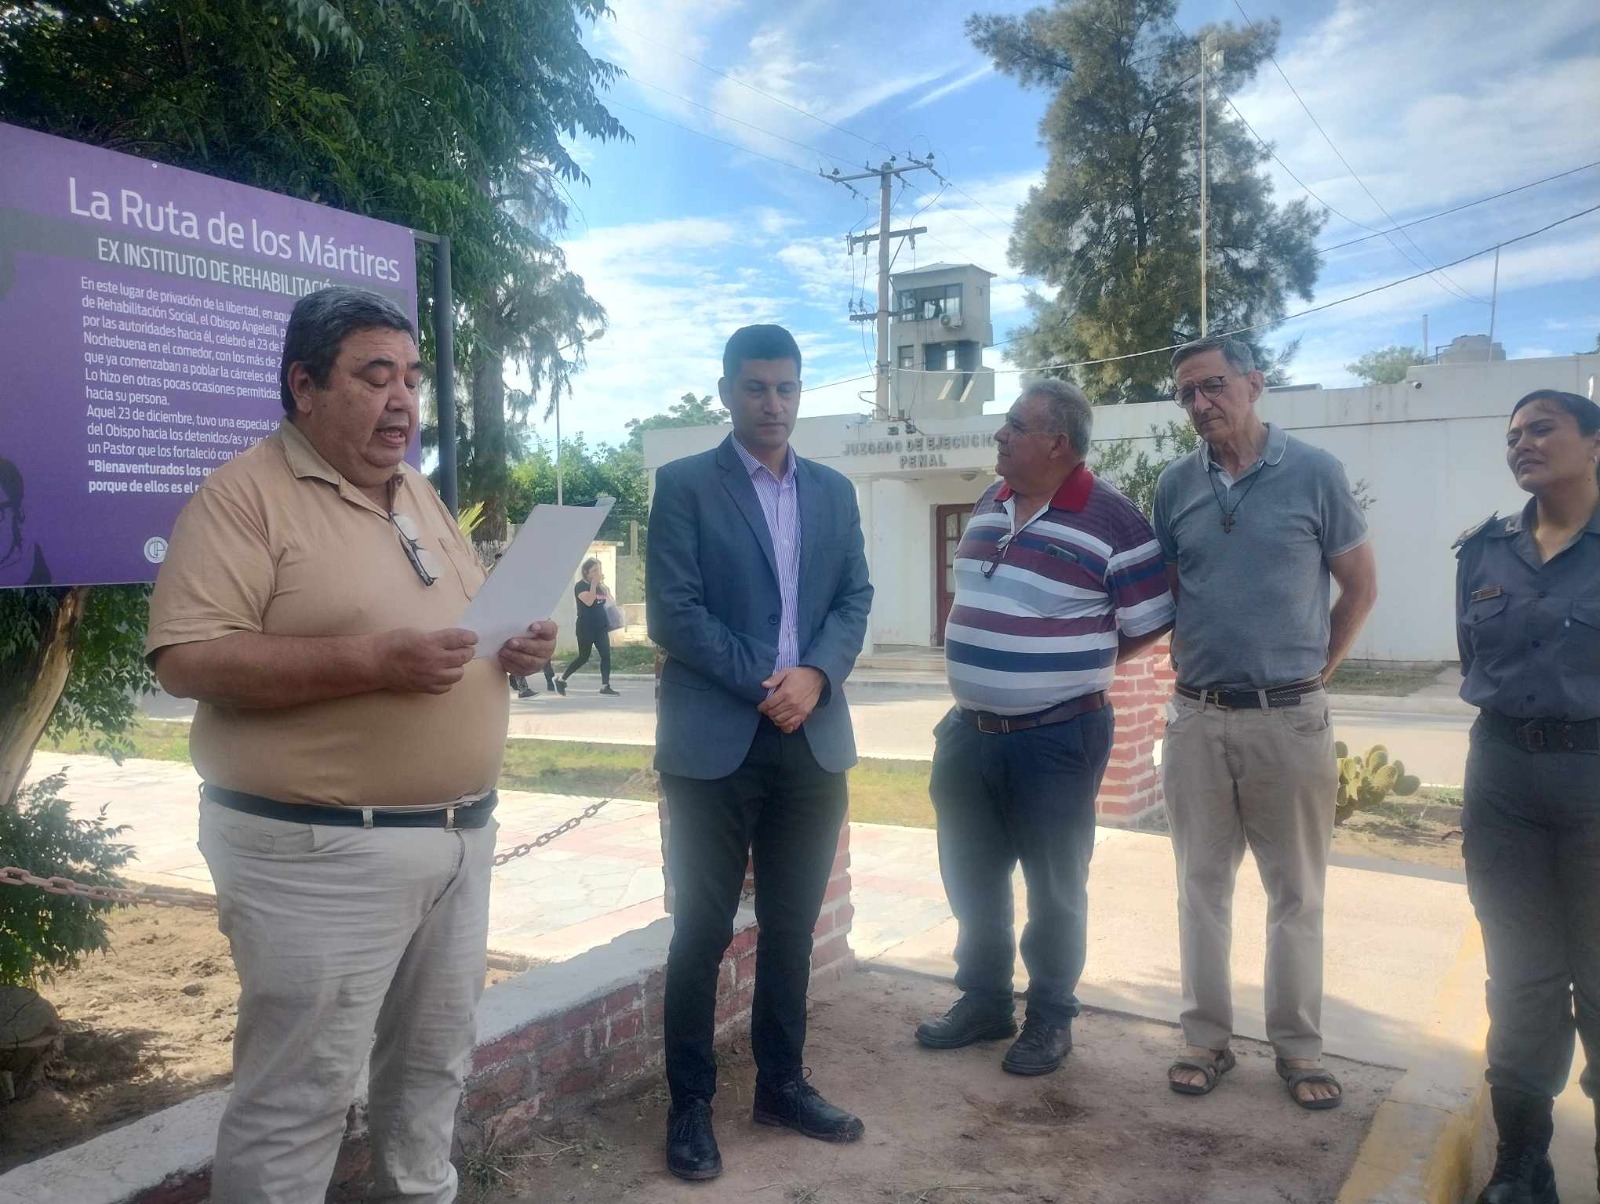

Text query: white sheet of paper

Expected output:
[459,499,613,659]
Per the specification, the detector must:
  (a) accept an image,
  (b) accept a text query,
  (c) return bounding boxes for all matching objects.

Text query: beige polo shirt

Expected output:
[146,420,509,808]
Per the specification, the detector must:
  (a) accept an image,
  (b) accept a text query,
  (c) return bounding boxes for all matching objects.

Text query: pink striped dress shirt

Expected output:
[732,436,801,673]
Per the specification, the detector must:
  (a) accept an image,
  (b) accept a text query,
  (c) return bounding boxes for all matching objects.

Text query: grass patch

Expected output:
[1325,663,1444,697]
[39,717,192,762]
[39,721,941,826]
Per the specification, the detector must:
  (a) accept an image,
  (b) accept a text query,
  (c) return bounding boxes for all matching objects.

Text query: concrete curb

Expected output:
[1337,924,1488,1204]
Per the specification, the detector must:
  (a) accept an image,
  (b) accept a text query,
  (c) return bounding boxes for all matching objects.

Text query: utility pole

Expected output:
[1199,39,1208,336]
[1487,245,1501,351]
[824,157,933,420]
[1197,35,1221,337]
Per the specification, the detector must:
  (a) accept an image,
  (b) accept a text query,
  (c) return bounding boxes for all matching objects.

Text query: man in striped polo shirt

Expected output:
[915,379,1175,1075]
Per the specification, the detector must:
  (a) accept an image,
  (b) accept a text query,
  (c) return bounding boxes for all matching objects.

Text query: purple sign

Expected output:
[0,121,418,586]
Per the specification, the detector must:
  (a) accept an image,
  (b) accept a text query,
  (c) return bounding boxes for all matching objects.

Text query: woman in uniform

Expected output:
[1456,388,1600,1204]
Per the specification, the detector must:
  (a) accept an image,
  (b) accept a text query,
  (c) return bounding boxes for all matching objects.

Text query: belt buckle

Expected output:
[443,805,458,831]
[1205,690,1230,711]
[1517,723,1545,753]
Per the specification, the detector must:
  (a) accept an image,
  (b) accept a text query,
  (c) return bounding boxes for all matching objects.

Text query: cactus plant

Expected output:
[1333,742,1422,824]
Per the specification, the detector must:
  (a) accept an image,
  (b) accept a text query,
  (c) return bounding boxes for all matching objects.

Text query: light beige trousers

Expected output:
[1161,689,1337,1061]
[198,801,496,1204]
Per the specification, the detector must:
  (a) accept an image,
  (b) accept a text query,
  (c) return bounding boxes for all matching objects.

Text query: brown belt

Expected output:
[958,691,1108,735]
[1174,678,1323,710]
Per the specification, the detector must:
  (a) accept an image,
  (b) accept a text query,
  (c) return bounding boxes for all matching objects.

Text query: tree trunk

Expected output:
[470,351,509,542]
[0,588,88,807]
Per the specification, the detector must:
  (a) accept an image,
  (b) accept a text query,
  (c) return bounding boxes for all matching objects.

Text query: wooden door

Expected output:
[934,503,974,646]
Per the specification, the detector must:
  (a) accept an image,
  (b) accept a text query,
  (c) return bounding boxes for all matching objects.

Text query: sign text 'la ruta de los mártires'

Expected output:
[0,121,417,586]
[68,178,404,284]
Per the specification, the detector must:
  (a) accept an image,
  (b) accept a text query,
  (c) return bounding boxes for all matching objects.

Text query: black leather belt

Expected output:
[1480,711,1600,754]
[203,784,498,829]
[958,691,1107,735]
[1175,678,1323,710]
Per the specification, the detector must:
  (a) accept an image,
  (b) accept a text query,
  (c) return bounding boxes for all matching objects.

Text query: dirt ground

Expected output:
[0,903,527,1172]
[0,903,236,1172]
[470,969,1399,1204]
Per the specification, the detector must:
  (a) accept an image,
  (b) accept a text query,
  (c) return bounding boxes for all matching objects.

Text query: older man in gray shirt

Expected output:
[1153,336,1377,1111]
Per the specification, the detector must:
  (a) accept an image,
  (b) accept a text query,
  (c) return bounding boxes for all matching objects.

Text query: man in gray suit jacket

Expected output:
[647,324,873,1181]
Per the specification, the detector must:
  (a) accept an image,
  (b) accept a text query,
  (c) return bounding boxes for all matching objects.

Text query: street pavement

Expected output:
[142,672,1475,785]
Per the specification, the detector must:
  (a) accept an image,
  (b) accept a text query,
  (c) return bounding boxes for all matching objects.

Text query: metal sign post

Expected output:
[412,230,457,515]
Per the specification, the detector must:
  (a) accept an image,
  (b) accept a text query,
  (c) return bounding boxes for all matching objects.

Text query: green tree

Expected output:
[624,393,728,451]
[1346,345,1421,385]
[0,1,624,979]
[0,0,627,541]
[505,437,649,541]
[1092,420,1200,517]
[969,0,1324,402]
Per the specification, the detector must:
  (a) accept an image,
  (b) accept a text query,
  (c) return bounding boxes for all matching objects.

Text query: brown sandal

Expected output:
[1276,1058,1343,1110]
[1167,1048,1236,1096]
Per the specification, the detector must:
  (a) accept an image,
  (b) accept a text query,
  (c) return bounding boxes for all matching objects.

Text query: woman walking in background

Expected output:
[1456,388,1600,1204]
[556,557,620,696]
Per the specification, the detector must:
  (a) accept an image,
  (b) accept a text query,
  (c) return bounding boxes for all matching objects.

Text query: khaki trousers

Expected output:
[198,801,496,1204]
[1162,690,1337,1061]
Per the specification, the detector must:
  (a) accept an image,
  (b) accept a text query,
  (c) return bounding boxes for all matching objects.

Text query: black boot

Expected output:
[915,995,1017,1050]
[1476,1088,1558,1204]
[665,1098,721,1181]
[752,1075,865,1142]
[1001,1016,1072,1076]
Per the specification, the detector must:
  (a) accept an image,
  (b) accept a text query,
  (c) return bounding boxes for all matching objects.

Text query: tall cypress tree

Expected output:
[970,0,1324,401]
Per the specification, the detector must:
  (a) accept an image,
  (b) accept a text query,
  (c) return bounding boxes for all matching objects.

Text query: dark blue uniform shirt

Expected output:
[1455,498,1600,720]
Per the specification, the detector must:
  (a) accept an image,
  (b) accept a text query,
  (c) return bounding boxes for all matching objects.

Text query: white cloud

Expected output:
[907,64,995,111]
[1230,0,1600,227]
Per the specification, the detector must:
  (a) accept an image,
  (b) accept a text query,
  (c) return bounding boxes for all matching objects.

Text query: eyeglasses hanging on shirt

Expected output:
[391,512,442,586]
[980,531,1015,579]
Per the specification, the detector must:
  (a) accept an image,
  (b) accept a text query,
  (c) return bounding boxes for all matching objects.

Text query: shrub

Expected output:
[0,772,133,986]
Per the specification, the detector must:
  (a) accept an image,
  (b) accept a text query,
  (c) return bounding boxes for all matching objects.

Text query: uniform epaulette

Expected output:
[1452,513,1498,551]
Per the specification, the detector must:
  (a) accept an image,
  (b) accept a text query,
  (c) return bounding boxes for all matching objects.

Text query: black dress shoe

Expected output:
[666,1099,721,1181]
[752,1076,865,1143]
[915,996,1018,1050]
[1002,1018,1072,1076]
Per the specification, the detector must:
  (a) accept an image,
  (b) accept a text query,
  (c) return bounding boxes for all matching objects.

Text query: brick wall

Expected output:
[1098,640,1174,823]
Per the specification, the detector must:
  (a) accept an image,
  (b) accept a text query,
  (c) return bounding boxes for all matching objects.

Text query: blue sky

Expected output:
[535,0,1600,447]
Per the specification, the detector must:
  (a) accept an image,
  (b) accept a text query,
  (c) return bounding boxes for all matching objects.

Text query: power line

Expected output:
[1165,16,1480,307]
[802,198,1600,401]
[611,18,1022,250]
[1227,0,1487,305]
[1316,159,1600,255]
[961,200,1600,377]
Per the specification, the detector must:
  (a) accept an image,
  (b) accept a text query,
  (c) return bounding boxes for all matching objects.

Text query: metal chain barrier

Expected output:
[0,865,212,910]
[1,767,659,910]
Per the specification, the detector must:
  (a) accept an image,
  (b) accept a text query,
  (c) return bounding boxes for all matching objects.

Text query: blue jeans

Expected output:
[928,705,1114,1027]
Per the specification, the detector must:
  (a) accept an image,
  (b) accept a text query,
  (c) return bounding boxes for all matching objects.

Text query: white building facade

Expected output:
[644,352,1600,663]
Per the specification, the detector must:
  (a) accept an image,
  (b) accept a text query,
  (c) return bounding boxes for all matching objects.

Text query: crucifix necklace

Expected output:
[1208,464,1264,533]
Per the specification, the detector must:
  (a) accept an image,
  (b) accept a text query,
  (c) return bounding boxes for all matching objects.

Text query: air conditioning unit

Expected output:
[939,313,963,329]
